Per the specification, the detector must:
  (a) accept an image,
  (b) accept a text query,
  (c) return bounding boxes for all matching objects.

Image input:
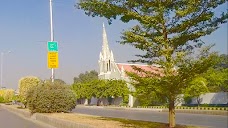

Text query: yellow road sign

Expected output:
[47,52,58,68]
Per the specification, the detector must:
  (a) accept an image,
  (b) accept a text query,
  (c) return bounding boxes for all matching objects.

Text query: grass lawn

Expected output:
[50,113,203,128]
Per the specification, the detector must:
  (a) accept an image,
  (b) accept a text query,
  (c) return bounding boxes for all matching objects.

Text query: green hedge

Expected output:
[27,82,77,113]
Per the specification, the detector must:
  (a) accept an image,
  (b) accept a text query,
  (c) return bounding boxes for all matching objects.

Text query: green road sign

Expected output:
[47,41,58,52]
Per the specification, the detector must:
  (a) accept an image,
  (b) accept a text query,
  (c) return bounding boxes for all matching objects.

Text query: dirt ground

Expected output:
[48,113,201,128]
[49,113,125,128]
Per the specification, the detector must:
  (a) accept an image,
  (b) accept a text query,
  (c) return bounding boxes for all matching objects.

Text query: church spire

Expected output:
[99,23,117,76]
[102,23,110,60]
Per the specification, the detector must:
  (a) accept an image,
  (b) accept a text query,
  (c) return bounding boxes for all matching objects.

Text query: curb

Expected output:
[80,105,228,115]
[1,104,32,118]
[162,109,228,116]
[0,104,95,128]
[35,113,95,128]
[81,105,162,112]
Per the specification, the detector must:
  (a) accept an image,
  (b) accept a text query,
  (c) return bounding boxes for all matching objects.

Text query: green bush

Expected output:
[0,89,15,103]
[200,103,209,107]
[0,96,4,103]
[27,82,76,113]
[18,76,41,106]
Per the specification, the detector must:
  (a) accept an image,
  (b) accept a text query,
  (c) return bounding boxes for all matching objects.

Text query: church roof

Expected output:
[116,63,162,77]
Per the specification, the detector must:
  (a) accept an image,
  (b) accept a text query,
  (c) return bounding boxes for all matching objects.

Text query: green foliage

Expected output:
[203,54,228,92]
[74,70,98,83]
[200,103,210,107]
[12,95,20,102]
[183,97,192,105]
[45,79,66,85]
[136,91,165,106]
[78,1,227,127]
[27,82,76,113]
[0,96,5,103]
[184,77,208,97]
[128,47,219,106]
[184,77,209,106]
[72,79,129,104]
[203,68,228,92]
[18,76,41,106]
[105,80,129,99]
[71,81,97,99]
[0,89,15,103]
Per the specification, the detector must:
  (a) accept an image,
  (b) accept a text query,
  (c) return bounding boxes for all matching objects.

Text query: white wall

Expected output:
[90,97,123,106]
[190,92,228,104]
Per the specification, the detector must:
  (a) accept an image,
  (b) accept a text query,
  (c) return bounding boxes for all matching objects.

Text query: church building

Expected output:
[98,23,160,107]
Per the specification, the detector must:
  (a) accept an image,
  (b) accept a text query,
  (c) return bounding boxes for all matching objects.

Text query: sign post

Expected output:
[47,51,58,68]
[49,0,55,83]
[47,41,58,69]
[47,41,58,52]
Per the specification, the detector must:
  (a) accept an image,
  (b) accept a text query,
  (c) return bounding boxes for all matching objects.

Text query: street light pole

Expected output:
[49,0,54,83]
[0,51,11,89]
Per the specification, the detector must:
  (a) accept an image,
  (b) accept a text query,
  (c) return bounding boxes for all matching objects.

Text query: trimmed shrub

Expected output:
[27,82,76,113]
[18,76,41,106]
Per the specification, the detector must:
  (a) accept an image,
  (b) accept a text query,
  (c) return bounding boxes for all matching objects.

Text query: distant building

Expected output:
[97,23,160,107]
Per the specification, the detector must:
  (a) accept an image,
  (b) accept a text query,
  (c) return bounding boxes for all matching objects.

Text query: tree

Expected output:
[184,77,209,106]
[204,68,228,92]
[71,81,96,99]
[105,80,129,105]
[0,89,15,103]
[73,70,98,83]
[77,1,227,127]
[204,54,228,92]
[108,80,129,97]
[45,79,66,85]
[18,76,41,107]
[71,79,129,105]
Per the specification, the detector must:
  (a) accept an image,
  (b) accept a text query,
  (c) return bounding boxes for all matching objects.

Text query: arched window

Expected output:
[109,60,111,71]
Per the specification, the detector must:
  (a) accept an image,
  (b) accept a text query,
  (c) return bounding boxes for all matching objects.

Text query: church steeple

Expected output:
[99,23,115,75]
[102,23,110,60]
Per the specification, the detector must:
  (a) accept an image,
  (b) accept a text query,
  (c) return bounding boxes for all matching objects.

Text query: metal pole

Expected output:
[50,0,54,83]
[0,51,10,89]
[0,52,3,88]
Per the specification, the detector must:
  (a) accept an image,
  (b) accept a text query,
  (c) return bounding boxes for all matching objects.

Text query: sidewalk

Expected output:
[0,105,54,128]
[0,104,95,128]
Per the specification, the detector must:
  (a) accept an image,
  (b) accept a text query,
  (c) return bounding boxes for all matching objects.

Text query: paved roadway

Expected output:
[73,106,228,128]
[0,106,54,128]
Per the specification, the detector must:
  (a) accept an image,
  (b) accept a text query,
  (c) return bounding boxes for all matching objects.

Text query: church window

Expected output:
[109,60,111,71]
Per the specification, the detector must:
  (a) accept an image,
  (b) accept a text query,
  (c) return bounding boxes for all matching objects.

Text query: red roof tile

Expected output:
[116,63,162,77]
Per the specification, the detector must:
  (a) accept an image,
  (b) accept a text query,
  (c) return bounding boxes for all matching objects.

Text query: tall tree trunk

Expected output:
[169,100,176,128]
[197,97,200,107]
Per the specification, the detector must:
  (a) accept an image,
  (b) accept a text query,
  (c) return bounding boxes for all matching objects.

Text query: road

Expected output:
[0,107,54,128]
[73,106,228,128]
